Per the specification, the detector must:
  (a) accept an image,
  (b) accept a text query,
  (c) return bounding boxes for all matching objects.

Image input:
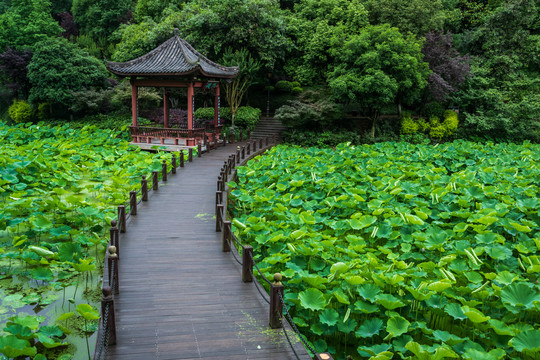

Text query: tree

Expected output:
[285,0,368,84]
[327,24,430,137]
[112,0,291,70]
[0,47,33,99]
[71,0,133,41]
[363,0,447,36]
[0,0,61,50]
[221,48,261,128]
[55,11,78,38]
[27,37,108,111]
[422,32,470,102]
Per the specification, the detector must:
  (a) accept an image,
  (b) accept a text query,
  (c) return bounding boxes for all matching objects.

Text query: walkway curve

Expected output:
[107,142,310,360]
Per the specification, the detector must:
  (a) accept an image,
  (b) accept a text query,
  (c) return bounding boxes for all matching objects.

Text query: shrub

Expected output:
[194,107,215,120]
[401,112,419,134]
[443,109,458,135]
[423,101,445,119]
[291,86,303,94]
[291,81,301,88]
[8,99,33,123]
[37,103,51,120]
[275,97,343,130]
[234,106,261,130]
[400,110,459,140]
[275,80,293,93]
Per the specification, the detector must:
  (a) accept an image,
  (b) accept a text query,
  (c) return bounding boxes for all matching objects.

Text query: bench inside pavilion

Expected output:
[107,29,239,147]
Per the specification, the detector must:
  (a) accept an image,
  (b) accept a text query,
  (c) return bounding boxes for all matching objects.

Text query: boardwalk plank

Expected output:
[105,142,310,360]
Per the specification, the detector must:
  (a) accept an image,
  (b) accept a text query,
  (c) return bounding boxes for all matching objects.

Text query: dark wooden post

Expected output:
[216,203,223,232]
[110,220,119,259]
[141,175,148,201]
[180,150,185,167]
[315,353,335,360]
[231,132,235,144]
[152,171,159,190]
[162,160,168,182]
[217,176,222,191]
[171,155,177,174]
[188,148,193,162]
[239,130,243,142]
[236,148,240,163]
[241,146,245,159]
[269,273,284,329]
[247,129,251,139]
[108,246,119,295]
[231,154,236,169]
[266,136,269,146]
[197,144,202,157]
[242,245,253,282]
[253,140,257,152]
[129,191,137,216]
[223,162,228,182]
[101,286,116,346]
[222,221,231,252]
[259,138,263,149]
[247,142,251,155]
[118,205,126,233]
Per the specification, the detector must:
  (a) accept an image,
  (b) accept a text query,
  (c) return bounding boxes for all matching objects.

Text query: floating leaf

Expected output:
[0,335,37,358]
[385,315,410,339]
[298,288,327,311]
[319,308,339,326]
[501,283,540,312]
[509,330,540,353]
[356,318,383,338]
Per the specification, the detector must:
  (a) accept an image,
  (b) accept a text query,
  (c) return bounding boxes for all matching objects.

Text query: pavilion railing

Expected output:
[129,126,206,140]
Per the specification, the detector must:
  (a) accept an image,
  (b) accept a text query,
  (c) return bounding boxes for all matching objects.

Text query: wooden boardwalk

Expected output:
[107,142,310,360]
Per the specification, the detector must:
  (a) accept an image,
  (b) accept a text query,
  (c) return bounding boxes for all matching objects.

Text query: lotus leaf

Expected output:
[461,306,490,323]
[509,330,540,353]
[0,335,37,358]
[319,308,339,326]
[500,283,540,312]
[298,288,327,311]
[385,315,410,339]
[356,318,383,338]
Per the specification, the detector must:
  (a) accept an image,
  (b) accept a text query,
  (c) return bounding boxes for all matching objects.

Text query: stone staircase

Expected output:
[250,116,287,139]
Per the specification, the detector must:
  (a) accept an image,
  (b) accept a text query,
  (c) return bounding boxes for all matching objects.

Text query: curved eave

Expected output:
[107,66,238,79]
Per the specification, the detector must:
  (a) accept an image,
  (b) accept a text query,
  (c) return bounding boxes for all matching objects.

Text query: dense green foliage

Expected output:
[230,142,540,359]
[194,106,261,130]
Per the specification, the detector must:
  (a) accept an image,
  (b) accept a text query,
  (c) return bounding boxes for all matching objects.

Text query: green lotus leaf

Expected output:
[313,338,327,353]
[501,283,540,312]
[357,284,381,302]
[405,341,458,360]
[488,319,516,336]
[333,289,350,304]
[461,306,490,323]
[298,288,327,311]
[432,330,466,345]
[376,293,406,310]
[385,315,410,340]
[369,351,394,360]
[0,335,37,358]
[358,343,392,357]
[349,215,377,230]
[337,318,357,334]
[3,294,26,309]
[319,308,339,326]
[405,214,424,225]
[75,304,99,321]
[4,324,32,339]
[10,315,43,330]
[428,279,452,293]
[494,271,518,286]
[510,222,531,233]
[354,300,379,314]
[509,330,540,353]
[39,325,64,338]
[28,245,54,257]
[35,332,66,349]
[299,211,316,224]
[463,348,506,360]
[32,215,52,229]
[356,318,383,338]
[302,274,327,288]
[31,267,54,282]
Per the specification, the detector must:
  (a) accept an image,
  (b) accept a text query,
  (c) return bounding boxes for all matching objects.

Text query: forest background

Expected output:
[0,0,538,143]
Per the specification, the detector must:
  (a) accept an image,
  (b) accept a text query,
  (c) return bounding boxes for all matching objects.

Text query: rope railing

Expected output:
[92,145,210,359]
[214,134,333,360]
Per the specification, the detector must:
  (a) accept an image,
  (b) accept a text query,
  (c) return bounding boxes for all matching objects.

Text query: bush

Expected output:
[275,96,343,130]
[69,88,114,115]
[194,107,215,120]
[8,100,34,123]
[423,101,445,119]
[234,106,261,129]
[275,80,293,93]
[401,112,419,134]
[401,110,459,140]
[291,86,303,94]
[37,103,51,120]
[283,129,362,147]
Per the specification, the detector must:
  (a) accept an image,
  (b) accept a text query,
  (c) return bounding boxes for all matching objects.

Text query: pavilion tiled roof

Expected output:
[107,31,239,79]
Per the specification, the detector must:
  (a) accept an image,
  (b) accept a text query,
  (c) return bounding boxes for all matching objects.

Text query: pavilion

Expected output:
[107,29,239,146]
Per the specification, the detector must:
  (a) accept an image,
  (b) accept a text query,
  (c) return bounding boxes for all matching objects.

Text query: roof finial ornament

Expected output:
[174,28,179,37]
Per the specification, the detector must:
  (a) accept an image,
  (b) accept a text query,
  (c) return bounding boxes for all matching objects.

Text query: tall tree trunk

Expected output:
[370,110,380,138]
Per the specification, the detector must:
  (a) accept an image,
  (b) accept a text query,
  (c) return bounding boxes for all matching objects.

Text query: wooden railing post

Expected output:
[241,146,245,159]
[242,245,253,283]
[152,171,159,190]
[223,162,228,182]
[110,220,119,258]
[253,140,257,152]
[217,176,222,191]
[231,154,236,169]
[269,273,284,329]
[247,142,251,155]
[239,130,243,142]
[101,286,116,345]
[188,148,193,162]
[231,132,235,144]
[266,136,269,146]
[141,175,148,201]
[108,246,119,295]
[180,150,185,167]
[129,191,137,216]
[216,203,223,232]
[197,144,202,157]
[259,138,263,149]
[118,205,126,233]
[222,221,231,252]
[247,129,251,139]
[236,148,240,163]
[315,353,335,360]
[162,160,168,182]
[171,155,177,174]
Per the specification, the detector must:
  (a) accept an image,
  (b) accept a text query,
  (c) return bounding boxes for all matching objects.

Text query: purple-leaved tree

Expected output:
[422,31,470,102]
[0,48,33,99]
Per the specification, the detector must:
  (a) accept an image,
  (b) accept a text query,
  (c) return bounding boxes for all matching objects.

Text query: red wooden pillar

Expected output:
[130,80,138,127]
[187,82,194,130]
[163,88,169,128]
[214,83,220,127]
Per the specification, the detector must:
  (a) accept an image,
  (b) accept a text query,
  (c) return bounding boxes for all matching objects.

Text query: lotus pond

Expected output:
[0,122,175,359]
[228,141,540,360]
